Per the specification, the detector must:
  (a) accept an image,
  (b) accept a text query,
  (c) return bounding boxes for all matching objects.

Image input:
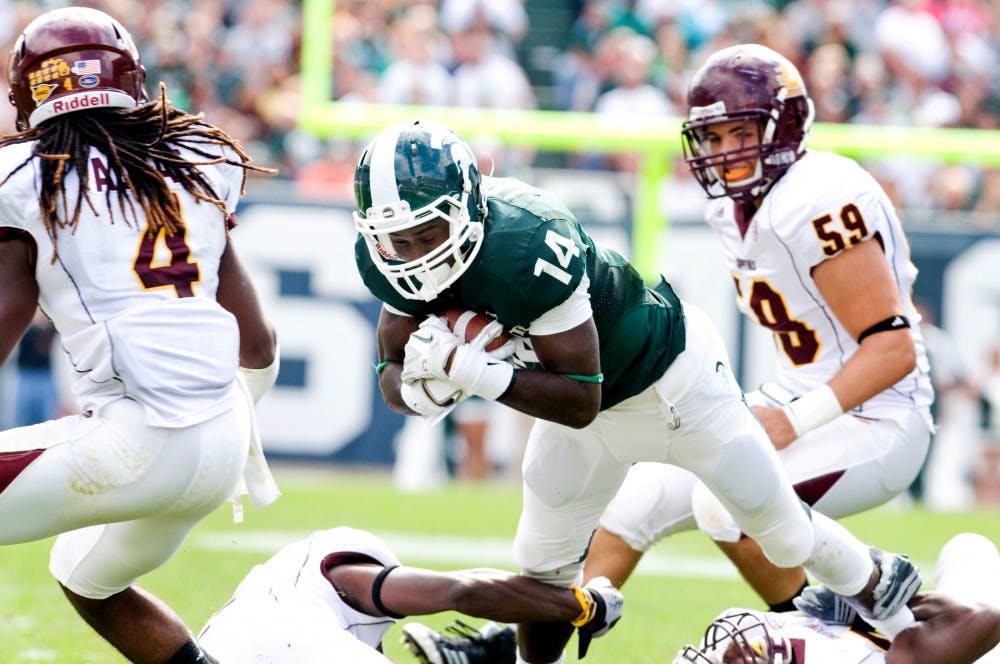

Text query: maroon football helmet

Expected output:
[7,7,147,130]
[680,44,815,201]
[673,610,794,664]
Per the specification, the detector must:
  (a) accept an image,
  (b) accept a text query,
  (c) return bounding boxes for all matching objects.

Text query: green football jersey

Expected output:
[355,176,686,410]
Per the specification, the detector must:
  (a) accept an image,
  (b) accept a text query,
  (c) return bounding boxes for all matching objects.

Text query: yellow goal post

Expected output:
[299,0,1000,280]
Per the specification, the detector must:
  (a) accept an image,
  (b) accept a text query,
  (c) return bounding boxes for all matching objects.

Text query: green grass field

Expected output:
[2,465,998,663]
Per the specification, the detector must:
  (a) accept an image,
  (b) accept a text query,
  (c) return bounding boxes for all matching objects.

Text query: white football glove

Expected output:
[576,576,624,659]
[446,343,515,401]
[401,316,461,383]
[793,585,859,626]
[400,380,456,419]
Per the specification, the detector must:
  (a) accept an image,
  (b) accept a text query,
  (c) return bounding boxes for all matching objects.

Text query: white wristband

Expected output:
[239,345,280,405]
[871,605,916,640]
[782,384,843,437]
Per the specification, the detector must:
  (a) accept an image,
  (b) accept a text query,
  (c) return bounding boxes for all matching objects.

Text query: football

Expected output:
[439,309,510,352]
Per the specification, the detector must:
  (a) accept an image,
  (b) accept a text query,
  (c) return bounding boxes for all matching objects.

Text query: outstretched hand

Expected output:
[577,576,623,658]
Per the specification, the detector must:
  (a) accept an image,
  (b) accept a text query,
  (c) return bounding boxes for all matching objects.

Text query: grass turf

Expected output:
[1,465,997,663]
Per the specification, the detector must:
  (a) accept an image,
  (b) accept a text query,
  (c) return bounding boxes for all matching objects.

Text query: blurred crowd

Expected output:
[0,0,997,504]
[0,0,996,219]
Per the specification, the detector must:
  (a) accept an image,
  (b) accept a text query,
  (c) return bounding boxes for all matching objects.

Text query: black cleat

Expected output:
[401,620,517,664]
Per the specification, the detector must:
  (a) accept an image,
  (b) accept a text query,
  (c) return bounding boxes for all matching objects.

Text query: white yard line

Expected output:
[195,530,743,579]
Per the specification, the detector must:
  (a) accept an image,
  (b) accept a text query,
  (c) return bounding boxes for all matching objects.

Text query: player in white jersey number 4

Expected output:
[586,42,935,619]
[0,7,278,664]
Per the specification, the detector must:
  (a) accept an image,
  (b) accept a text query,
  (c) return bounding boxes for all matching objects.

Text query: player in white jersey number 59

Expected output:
[587,42,934,618]
[0,7,278,664]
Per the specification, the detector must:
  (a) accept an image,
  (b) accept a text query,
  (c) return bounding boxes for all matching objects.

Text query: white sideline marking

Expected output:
[195,530,743,580]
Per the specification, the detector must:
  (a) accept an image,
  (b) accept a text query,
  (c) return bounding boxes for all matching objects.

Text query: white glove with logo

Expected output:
[402,315,514,401]
[401,316,461,383]
[446,343,514,401]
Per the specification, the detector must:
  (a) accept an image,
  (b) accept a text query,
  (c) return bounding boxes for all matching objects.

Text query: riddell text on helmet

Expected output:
[48,92,111,113]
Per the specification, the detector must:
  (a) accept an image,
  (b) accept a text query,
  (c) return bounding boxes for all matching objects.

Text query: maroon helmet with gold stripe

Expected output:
[7,6,147,131]
[680,44,815,201]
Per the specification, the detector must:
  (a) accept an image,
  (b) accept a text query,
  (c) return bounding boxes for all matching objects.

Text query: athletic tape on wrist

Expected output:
[570,585,596,627]
[782,384,843,437]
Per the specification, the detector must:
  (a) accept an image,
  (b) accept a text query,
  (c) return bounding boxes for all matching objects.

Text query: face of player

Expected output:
[388,218,451,263]
[699,118,762,184]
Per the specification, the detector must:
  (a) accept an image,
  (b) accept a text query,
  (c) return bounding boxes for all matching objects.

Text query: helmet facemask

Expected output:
[673,611,793,664]
[354,120,486,301]
[355,190,483,301]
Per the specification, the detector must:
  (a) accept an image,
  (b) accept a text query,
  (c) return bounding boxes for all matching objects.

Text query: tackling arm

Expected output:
[0,235,40,365]
[887,593,1000,664]
[327,563,621,629]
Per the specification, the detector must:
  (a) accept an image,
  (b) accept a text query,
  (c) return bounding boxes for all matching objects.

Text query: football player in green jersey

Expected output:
[353,120,921,663]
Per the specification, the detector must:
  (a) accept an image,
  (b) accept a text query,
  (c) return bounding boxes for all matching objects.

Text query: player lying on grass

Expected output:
[197,527,622,663]
[403,533,1000,664]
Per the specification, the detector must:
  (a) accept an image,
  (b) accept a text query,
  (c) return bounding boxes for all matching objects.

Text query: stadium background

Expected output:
[0,0,998,661]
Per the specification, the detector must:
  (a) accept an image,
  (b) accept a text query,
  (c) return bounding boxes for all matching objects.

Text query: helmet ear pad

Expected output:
[7,6,146,130]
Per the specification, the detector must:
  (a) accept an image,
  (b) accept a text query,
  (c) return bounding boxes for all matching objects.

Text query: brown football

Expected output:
[439,309,510,352]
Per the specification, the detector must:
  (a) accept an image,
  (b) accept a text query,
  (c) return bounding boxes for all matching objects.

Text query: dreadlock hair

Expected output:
[0,83,277,261]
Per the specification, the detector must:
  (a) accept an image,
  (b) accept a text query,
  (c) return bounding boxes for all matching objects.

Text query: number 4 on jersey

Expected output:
[133,223,200,298]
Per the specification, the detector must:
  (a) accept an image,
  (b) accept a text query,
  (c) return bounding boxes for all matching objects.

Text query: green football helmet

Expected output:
[353,120,486,301]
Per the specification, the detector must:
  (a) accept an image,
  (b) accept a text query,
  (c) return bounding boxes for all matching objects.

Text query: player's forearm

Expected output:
[379,364,419,414]
[829,328,916,411]
[368,567,581,623]
[0,240,40,365]
[498,368,601,428]
[446,570,583,623]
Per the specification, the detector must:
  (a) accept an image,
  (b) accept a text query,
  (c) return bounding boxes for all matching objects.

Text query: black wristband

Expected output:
[857,315,910,344]
[371,564,405,619]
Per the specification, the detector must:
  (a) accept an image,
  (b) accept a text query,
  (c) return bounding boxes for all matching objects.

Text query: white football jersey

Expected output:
[0,140,246,427]
[199,528,402,657]
[703,150,933,426]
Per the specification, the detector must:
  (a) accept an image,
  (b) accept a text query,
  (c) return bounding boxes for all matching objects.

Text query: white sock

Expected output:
[803,512,874,597]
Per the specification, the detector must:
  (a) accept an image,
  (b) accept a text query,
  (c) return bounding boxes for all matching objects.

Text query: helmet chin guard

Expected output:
[353,120,487,301]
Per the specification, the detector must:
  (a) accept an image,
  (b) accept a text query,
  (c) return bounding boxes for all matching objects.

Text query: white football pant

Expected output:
[0,390,251,598]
